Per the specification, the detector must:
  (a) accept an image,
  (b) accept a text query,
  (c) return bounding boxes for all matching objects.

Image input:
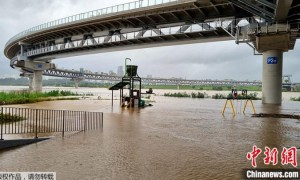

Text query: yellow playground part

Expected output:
[222,99,256,116]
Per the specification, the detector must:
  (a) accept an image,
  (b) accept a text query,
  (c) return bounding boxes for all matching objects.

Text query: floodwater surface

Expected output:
[1,90,300,179]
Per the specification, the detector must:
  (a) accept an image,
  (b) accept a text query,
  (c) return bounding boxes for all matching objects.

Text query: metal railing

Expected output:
[26,17,259,57]
[5,0,178,47]
[26,21,221,57]
[0,107,103,140]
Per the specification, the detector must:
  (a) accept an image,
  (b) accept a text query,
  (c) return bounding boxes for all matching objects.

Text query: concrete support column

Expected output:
[20,45,24,56]
[74,81,79,89]
[15,61,55,92]
[29,76,34,92]
[71,78,84,89]
[33,70,43,92]
[262,50,283,104]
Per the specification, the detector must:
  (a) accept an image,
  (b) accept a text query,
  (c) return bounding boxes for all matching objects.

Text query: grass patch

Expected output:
[290,97,300,101]
[212,92,261,100]
[227,92,261,100]
[191,92,207,98]
[0,113,25,123]
[163,92,261,100]
[164,92,190,98]
[0,90,80,105]
[212,94,228,99]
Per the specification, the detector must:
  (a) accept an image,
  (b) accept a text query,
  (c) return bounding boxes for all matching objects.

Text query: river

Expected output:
[0,86,300,179]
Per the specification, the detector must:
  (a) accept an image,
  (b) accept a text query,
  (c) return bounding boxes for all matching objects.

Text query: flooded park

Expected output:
[1,0,300,179]
[1,87,300,179]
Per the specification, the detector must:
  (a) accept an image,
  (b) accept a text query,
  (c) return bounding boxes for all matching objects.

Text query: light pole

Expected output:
[125,58,131,76]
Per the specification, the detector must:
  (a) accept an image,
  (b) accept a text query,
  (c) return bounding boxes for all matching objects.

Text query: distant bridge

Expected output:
[42,68,259,86]
[37,68,298,88]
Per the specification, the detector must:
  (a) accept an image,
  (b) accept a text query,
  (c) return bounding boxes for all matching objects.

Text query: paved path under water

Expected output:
[1,97,300,179]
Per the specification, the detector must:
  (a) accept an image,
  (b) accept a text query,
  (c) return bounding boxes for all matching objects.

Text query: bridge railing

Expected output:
[26,18,256,57]
[217,17,267,43]
[26,21,221,57]
[0,107,103,139]
[5,0,178,47]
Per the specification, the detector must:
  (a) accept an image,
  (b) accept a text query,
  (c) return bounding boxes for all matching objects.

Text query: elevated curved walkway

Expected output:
[3,0,300,104]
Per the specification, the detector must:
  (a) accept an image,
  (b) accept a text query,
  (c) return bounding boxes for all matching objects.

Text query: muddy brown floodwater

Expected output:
[1,96,300,180]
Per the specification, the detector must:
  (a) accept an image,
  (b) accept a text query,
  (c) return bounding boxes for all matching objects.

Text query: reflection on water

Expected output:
[0,87,300,179]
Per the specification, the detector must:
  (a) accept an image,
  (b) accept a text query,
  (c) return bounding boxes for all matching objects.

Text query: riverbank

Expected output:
[1,86,300,102]
[0,90,80,105]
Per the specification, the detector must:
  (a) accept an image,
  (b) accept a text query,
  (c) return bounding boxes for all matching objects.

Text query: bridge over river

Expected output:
[4,0,300,104]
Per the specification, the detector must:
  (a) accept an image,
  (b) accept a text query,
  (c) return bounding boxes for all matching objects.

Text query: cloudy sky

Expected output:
[0,0,299,81]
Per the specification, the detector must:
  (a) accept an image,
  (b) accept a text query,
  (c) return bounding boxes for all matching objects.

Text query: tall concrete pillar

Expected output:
[33,70,43,92]
[74,81,79,89]
[29,76,34,92]
[71,77,84,89]
[262,50,283,104]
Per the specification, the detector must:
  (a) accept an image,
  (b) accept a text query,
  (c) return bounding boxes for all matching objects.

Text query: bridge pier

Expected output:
[15,60,55,92]
[71,77,84,89]
[21,73,34,92]
[33,70,43,92]
[256,31,291,105]
[29,75,34,92]
[262,50,283,104]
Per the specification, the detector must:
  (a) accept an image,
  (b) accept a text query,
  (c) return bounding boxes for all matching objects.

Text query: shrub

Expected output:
[191,92,206,98]
[0,113,25,123]
[290,97,300,101]
[212,93,227,99]
[164,92,190,98]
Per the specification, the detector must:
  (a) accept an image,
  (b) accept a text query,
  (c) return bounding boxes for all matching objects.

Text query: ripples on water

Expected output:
[0,88,300,179]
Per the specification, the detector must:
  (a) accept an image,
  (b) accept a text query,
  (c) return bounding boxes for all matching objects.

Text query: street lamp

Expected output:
[125,58,131,76]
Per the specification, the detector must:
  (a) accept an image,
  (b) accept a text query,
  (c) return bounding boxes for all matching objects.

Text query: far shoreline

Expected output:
[1,86,300,103]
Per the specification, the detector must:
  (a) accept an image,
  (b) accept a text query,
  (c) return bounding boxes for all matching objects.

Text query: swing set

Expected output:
[222,89,256,116]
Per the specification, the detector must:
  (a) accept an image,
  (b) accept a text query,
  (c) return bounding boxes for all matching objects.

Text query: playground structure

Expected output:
[222,89,256,116]
[109,64,153,108]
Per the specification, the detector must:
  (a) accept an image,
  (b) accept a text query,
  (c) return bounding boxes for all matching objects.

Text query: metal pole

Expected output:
[125,58,131,76]
[101,112,103,128]
[120,89,122,105]
[62,111,65,137]
[1,107,3,140]
[84,112,87,132]
[112,90,114,106]
[35,109,38,139]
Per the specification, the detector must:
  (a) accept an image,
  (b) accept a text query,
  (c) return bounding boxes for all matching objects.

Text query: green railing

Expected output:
[5,0,178,47]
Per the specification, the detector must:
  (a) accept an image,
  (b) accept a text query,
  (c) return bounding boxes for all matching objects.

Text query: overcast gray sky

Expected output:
[0,0,299,81]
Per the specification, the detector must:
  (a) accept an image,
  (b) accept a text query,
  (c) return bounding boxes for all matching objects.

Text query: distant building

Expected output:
[147,75,152,78]
[117,66,124,77]
[109,70,117,76]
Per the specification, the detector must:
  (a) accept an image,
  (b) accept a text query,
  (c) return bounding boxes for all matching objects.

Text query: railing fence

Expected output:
[0,107,103,140]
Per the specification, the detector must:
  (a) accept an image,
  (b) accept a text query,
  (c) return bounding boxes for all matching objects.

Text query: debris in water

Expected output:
[252,113,300,120]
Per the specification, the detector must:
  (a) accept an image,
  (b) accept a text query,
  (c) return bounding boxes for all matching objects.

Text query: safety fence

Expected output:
[0,107,103,140]
[6,0,178,46]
